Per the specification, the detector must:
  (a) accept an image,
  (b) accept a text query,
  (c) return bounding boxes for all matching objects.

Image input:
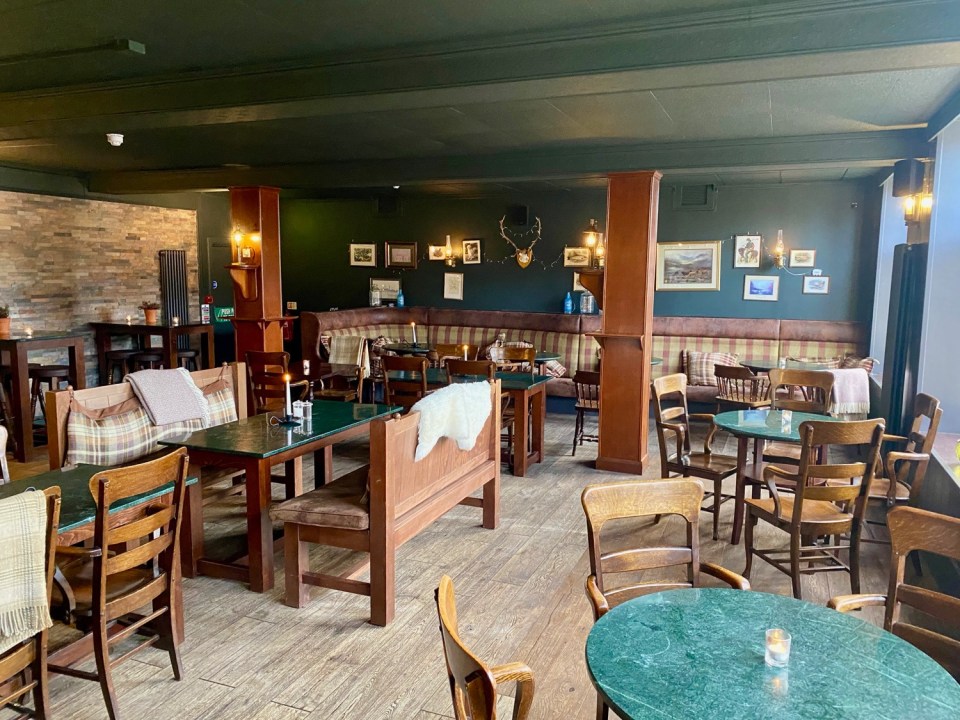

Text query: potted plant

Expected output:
[0,305,9,336]
[139,301,161,325]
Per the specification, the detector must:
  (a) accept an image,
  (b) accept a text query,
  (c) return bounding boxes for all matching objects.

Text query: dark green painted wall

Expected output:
[277,181,879,322]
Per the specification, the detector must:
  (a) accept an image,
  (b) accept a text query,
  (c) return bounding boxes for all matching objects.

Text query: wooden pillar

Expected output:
[595,171,661,474]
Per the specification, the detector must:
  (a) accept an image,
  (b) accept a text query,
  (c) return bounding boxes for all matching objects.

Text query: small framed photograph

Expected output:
[428,245,447,261]
[462,239,482,265]
[743,274,779,301]
[656,241,722,291]
[733,234,761,268]
[790,249,816,268]
[370,278,400,301]
[573,272,586,292]
[443,272,464,300]
[802,275,830,294]
[349,243,376,267]
[563,246,592,267]
[385,242,418,269]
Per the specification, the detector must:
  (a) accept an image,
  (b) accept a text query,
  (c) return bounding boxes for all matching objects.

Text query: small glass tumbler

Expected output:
[765,629,791,668]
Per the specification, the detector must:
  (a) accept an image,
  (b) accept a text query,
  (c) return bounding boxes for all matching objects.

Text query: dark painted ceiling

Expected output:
[0,0,958,192]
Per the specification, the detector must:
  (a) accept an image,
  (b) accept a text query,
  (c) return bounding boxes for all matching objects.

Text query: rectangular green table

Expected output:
[387,370,552,477]
[159,400,399,592]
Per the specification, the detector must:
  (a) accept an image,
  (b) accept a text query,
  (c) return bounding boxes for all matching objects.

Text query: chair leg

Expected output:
[712,478,722,541]
[596,694,609,720]
[513,675,535,720]
[31,635,51,720]
[743,510,755,579]
[790,533,803,600]
[849,527,861,595]
[158,605,185,681]
[93,624,121,720]
[572,409,582,456]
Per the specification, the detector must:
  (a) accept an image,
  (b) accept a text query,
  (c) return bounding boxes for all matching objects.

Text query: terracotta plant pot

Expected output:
[143,308,159,325]
[0,317,9,336]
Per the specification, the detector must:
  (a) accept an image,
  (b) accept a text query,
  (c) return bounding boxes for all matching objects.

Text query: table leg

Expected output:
[10,344,31,463]
[94,328,110,386]
[513,390,530,477]
[180,480,203,579]
[68,338,86,390]
[163,329,179,370]
[530,387,545,465]
[204,326,215,369]
[246,458,274,592]
[730,436,749,545]
[313,446,333,486]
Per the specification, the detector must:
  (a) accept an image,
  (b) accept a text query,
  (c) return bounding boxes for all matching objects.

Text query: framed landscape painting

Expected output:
[733,235,761,268]
[790,249,816,268]
[370,278,400,301]
[385,242,418,269]
[743,274,779,301]
[655,241,721,291]
[349,243,376,267]
[802,275,830,294]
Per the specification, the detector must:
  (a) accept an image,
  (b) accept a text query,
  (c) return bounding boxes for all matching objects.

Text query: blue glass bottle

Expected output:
[563,292,573,314]
[396,289,405,308]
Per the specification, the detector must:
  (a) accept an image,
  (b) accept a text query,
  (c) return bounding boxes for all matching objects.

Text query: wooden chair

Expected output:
[246,350,309,414]
[581,479,748,720]
[314,366,364,403]
[714,364,770,411]
[743,418,884,599]
[445,360,515,467]
[382,355,430,411]
[49,450,190,720]
[0,426,9,484]
[0,487,60,719]
[829,506,960,681]
[572,370,600,456]
[762,368,835,464]
[435,575,534,720]
[432,343,479,367]
[494,346,535,377]
[651,374,739,540]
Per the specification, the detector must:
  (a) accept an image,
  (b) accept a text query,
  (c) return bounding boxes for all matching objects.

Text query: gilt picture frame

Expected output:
[385,242,418,269]
[655,241,721,291]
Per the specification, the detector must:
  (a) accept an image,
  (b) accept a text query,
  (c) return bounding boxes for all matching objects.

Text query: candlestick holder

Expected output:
[765,628,791,667]
[275,414,302,427]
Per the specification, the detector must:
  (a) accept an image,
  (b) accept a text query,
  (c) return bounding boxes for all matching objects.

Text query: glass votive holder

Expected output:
[24,327,33,338]
[765,629,791,667]
[172,316,180,327]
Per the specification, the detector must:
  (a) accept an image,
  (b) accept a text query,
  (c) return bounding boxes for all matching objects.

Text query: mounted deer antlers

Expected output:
[499,216,541,269]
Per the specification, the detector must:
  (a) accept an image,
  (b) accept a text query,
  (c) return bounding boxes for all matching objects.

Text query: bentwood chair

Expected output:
[572,371,600,456]
[581,479,749,720]
[245,350,309,414]
[743,418,884,600]
[714,364,770,412]
[382,355,430,411]
[0,487,60,719]
[651,374,739,540]
[50,450,190,720]
[829,506,960,681]
[762,368,835,464]
[435,575,535,720]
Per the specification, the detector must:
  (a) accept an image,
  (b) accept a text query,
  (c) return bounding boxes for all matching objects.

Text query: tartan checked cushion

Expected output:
[685,350,738,386]
[576,335,602,373]
[840,354,877,373]
[66,399,159,467]
[430,325,497,349]
[778,340,860,364]
[203,381,238,426]
[369,335,398,378]
[519,330,576,376]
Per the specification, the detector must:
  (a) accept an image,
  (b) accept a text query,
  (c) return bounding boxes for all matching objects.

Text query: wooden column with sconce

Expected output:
[229,186,295,413]
[591,171,661,473]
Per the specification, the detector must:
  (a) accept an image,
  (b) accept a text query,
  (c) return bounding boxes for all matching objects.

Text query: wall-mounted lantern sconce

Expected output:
[232,228,262,265]
[771,228,786,269]
[444,234,457,267]
[582,218,604,268]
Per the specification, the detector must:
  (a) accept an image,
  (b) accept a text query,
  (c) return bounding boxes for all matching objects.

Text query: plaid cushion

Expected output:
[430,325,498,350]
[840,354,877,373]
[519,330,578,376]
[203,381,238,426]
[656,336,777,379]
[369,335,398,378]
[685,350,738,386]
[66,400,158,466]
[785,356,841,370]
[542,360,567,378]
[576,335,602,373]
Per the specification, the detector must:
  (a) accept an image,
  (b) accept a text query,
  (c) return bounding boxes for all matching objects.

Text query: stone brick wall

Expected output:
[0,190,198,386]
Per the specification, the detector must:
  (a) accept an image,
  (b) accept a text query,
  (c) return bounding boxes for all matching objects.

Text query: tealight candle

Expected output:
[25,327,33,338]
[126,315,132,325]
[410,321,418,345]
[765,629,791,667]
[172,316,180,327]
[302,359,311,376]
[463,344,468,360]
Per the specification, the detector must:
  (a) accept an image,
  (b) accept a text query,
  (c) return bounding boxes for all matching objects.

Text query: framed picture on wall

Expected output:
[462,239,482,264]
[802,275,830,294]
[385,242,418,268]
[428,245,446,261]
[349,243,376,267]
[733,234,761,268]
[563,246,591,267]
[444,273,464,300]
[370,278,401,301]
[655,241,721,291]
[743,274,779,301]
[573,272,586,292]
[790,249,816,267]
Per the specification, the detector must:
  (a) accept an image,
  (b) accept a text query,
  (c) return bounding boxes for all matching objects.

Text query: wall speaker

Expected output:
[506,204,528,226]
[376,194,401,216]
[892,159,924,197]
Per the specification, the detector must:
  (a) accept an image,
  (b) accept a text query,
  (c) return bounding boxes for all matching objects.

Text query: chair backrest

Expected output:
[435,575,498,720]
[89,449,189,622]
[0,425,9,484]
[246,351,290,413]
[382,355,430,411]
[328,335,370,377]
[650,374,692,472]
[496,346,536,376]
[444,359,496,382]
[884,506,960,680]
[903,393,942,455]
[435,344,479,364]
[767,368,834,413]
[573,370,600,408]
[581,479,705,612]
[714,364,769,403]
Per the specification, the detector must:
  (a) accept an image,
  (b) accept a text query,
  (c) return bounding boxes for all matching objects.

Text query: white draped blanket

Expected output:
[0,490,53,655]
[829,368,870,418]
[125,368,210,427]
[411,382,492,461]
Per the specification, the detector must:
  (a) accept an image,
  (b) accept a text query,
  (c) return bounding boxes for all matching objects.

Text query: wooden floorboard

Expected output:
[2,413,895,719]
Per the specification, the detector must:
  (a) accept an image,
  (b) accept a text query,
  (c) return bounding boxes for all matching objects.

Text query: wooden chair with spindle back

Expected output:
[743,418,884,600]
[572,370,600,456]
[435,575,535,720]
[433,343,479,367]
[762,368,835,464]
[829,506,960,681]
[49,450,190,720]
[245,350,309,414]
[714,364,770,412]
[581,479,749,720]
[0,487,60,719]
[382,355,430,411]
[651,374,739,540]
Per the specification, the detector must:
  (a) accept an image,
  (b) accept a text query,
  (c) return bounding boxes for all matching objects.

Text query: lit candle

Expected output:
[302,359,311,376]
[126,315,132,325]
[463,344,468,360]
[172,316,180,327]
[25,327,33,338]
[283,373,292,417]
[411,322,417,345]
[765,629,791,668]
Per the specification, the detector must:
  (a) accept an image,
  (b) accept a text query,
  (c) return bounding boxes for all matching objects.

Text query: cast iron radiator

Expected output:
[158,249,190,350]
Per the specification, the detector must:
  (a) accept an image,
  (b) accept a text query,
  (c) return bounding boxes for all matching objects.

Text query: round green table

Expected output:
[712,408,843,544]
[586,588,960,720]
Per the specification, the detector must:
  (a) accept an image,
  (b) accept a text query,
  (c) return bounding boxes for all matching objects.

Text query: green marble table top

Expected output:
[586,588,960,720]
[534,351,561,362]
[0,464,197,536]
[387,369,551,391]
[713,408,842,442]
[159,400,399,458]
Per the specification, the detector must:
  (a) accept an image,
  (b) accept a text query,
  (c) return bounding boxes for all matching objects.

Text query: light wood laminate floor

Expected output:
[4,414,894,720]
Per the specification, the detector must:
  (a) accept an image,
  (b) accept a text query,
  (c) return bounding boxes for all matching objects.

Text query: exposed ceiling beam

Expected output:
[1,0,958,141]
[86,129,930,193]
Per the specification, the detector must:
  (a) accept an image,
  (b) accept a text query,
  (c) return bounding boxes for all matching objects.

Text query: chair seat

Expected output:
[668,452,738,478]
[29,364,70,379]
[57,560,156,616]
[106,350,140,359]
[270,467,369,531]
[315,388,357,402]
[745,496,852,524]
[867,477,911,502]
[575,400,599,410]
[177,350,198,358]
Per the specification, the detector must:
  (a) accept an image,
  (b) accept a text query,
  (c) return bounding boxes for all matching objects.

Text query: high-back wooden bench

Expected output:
[272,380,501,626]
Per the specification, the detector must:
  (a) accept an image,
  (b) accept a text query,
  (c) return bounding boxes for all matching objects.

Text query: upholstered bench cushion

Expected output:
[271,467,370,531]
[430,324,499,350]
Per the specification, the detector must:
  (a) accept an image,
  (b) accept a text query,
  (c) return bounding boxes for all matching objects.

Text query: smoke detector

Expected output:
[106,133,124,147]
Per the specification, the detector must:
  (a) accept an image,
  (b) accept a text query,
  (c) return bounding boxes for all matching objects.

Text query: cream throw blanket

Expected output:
[0,490,53,655]
[126,368,210,427]
[829,368,870,418]
[411,382,492,461]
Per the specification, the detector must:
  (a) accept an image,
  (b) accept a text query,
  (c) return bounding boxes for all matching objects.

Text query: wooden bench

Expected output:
[271,380,501,625]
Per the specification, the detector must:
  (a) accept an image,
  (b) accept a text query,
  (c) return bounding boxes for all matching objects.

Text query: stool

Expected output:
[29,364,70,424]
[132,352,164,371]
[177,349,199,371]
[105,349,140,384]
